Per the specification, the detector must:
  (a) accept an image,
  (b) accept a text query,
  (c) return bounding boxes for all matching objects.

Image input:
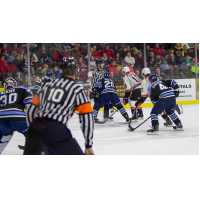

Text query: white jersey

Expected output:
[141,75,151,98]
[123,72,142,92]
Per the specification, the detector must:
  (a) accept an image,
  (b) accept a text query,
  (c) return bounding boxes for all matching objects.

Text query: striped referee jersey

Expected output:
[91,68,106,89]
[27,77,94,148]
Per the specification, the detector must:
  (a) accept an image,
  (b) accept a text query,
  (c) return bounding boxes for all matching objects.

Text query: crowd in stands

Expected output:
[0,43,199,87]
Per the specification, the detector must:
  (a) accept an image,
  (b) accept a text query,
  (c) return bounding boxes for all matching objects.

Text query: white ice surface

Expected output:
[1,104,199,155]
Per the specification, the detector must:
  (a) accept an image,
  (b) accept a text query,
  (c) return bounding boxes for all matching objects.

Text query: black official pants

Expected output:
[23,118,84,155]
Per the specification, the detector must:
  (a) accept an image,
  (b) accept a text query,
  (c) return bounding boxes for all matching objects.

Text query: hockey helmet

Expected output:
[122,66,130,74]
[104,72,111,79]
[149,74,158,83]
[46,70,54,77]
[3,77,17,89]
[97,59,104,65]
[142,67,151,76]
[61,57,78,75]
[88,71,93,78]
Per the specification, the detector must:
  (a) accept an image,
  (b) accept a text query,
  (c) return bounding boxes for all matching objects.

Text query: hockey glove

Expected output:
[89,92,94,99]
[174,89,180,97]
[135,101,141,107]
[123,98,128,105]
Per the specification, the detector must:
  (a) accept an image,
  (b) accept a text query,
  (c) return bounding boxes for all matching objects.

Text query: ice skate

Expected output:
[164,119,173,127]
[173,123,184,131]
[147,125,159,135]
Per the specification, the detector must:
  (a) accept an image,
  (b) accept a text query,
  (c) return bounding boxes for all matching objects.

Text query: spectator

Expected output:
[34,75,40,85]
[160,59,172,76]
[15,71,23,85]
[19,48,26,61]
[183,44,190,57]
[102,44,114,59]
[171,43,184,56]
[107,59,119,75]
[24,50,38,65]
[1,43,9,58]
[155,67,165,80]
[131,46,139,58]
[189,62,199,77]
[115,45,124,58]
[11,44,19,54]
[181,43,190,49]
[30,66,36,80]
[12,54,25,74]
[184,55,192,67]
[53,65,61,79]
[127,63,134,72]
[96,43,105,56]
[71,45,82,62]
[168,54,178,76]
[109,71,116,82]
[48,45,62,63]
[115,52,124,71]
[37,43,52,52]
[147,52,157,67]
[165,50,172,59]
[134,68,143,79]
[38,46,51,66]
[153,43,164,57]
[154,54,162,67]
[102,53,111,66]
[175,51,184,66]
[0,54,11,76]
[134,51,146,69]
[77,56,87,77]
[22,74,29,86]
[41,64,49,76]
[124,51,135,67]
[6,51,17,64]
[146,44,152,58]
[92,45,101,60]
[84,47,94,60]
[90,56,96,69]
[62,47,71,58]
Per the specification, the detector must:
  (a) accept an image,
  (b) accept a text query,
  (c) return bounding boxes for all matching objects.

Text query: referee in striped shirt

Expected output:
[23,59,94,155]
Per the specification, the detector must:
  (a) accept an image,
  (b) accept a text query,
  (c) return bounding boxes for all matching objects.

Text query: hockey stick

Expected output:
[128,116,151,131]
[95,109,119,124]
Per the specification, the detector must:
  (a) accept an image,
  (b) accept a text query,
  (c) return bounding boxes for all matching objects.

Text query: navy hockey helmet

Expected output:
[149,74,158,83]
[46,70,53,77]
[3,77,17,89]
[104,72,111,79]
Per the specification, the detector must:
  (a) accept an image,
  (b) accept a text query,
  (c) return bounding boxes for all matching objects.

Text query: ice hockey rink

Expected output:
[1,104,199,155]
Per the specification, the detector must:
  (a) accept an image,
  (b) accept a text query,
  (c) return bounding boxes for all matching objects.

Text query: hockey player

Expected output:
[29,71,55,96]
[135,67,183,126]
[91,59,110,120]
[122,66,143,119]
[93,72,130,122]
[24,60,94,155]
[147,74,183,134]
[0,77,33,154]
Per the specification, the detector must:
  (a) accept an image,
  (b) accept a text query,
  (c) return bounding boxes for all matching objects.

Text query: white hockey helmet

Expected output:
[142,67,151,76]
[3,77,17,89]
[88,71,93,78]
[122,66,130,74]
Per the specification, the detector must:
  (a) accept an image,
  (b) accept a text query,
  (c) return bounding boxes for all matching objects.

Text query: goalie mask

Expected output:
[3,77,17,90]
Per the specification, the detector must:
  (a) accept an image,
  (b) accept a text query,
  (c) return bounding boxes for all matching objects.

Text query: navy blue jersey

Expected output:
[29,85,41,96]
[93,78,117,95]
[148,80,179,104]
[0,86,33,121]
